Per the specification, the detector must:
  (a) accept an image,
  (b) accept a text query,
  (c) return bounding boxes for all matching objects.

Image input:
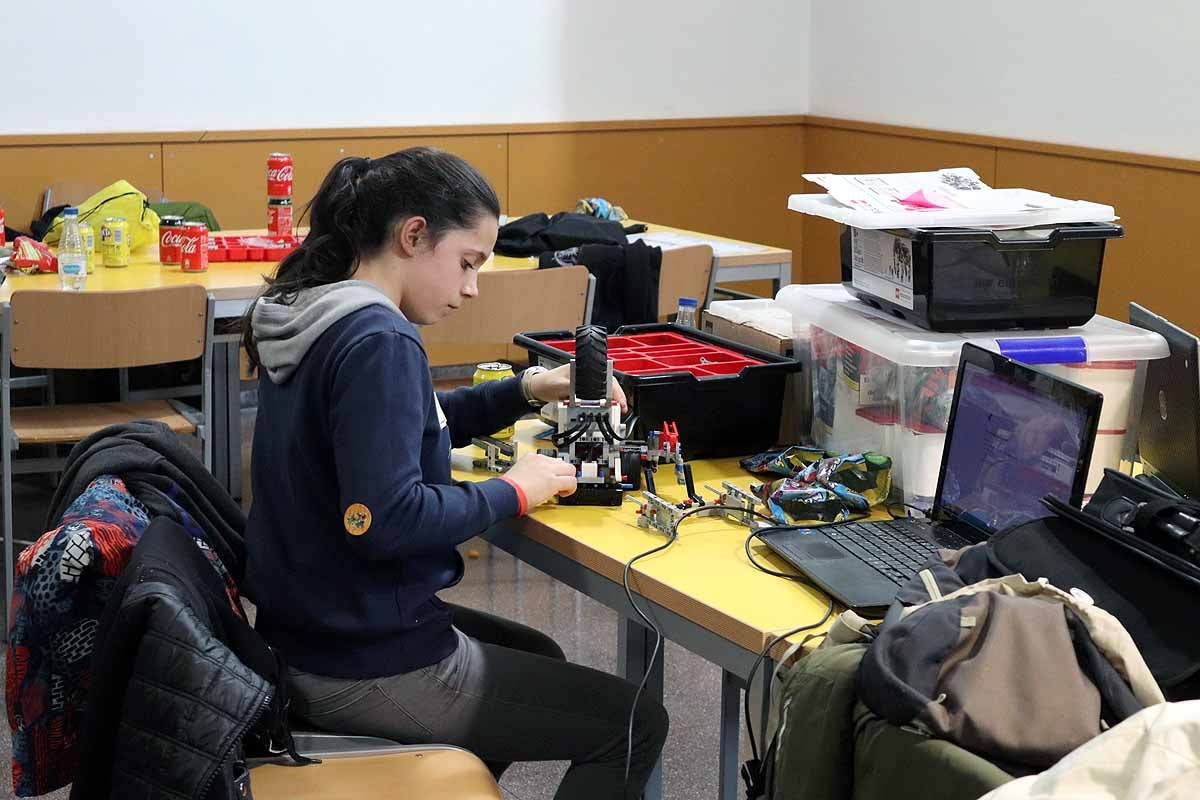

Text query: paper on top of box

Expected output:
[789,168,1117,230]
[777,284,1168,367]
[706,299,793,338]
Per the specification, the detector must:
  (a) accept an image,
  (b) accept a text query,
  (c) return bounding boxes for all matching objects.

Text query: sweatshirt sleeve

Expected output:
[437,376,531,447]
[330,331,520,561]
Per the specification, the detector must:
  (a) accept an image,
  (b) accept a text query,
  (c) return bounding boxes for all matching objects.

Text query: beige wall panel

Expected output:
[996,150,1200,334]
[163,136,508,230]
[509,125,804,281]
[0,144,163,233]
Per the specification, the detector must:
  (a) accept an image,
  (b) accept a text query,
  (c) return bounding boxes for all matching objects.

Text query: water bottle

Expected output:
[58,207,88,291]
[676,297,698,328]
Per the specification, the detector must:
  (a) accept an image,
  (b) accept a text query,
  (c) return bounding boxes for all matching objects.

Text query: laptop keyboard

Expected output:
[825,521,943,584]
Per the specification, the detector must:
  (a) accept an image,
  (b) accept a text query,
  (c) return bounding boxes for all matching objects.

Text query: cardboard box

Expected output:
[703,300,808,445]
[702,300,794,358]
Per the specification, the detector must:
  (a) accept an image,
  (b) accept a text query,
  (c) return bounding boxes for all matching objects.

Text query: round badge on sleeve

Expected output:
[344,503,372,536]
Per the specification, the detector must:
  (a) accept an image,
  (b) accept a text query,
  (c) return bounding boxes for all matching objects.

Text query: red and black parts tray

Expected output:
[515,324,801,458]
[204,234,305,263]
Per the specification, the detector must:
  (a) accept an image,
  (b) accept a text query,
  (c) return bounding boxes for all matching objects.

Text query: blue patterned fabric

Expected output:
[5,476,149,797]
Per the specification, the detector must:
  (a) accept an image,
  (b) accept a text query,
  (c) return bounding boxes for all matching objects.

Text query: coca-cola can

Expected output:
[180,222,209,272]
[268,198,293,236]
[159,215,185,265]
[0,206,6,247]
[267,152,294,198]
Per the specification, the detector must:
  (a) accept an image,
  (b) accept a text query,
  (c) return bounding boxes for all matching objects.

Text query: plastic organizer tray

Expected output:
[516,324,801,457]
[538,330,766,378]
[204,234,306,263]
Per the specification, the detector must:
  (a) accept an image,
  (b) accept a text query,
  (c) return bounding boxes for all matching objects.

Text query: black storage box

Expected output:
[515,323,801,458]
[840,222,1123,332]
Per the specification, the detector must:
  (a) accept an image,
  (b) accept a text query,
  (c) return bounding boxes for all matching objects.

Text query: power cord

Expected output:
[620,503,726,786]
[740,598,836,798]
[886,501,931,520]
[620,502,856,789]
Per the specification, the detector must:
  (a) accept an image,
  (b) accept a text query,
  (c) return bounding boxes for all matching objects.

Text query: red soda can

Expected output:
[180,222,209,272]
[0,206,6,247]
[267,198,293,236]
[266,152,294,198]
[159,215,185,265]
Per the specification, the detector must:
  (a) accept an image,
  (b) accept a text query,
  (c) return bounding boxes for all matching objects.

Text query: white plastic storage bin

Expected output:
[776,284,1169,510]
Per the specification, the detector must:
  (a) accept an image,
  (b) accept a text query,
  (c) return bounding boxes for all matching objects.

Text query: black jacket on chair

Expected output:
[46,420,247,583]
[70,517,293,800]
[495,212,639,257]
[540,240,662,330]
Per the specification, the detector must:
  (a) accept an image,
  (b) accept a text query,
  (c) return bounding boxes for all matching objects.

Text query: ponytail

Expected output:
[241,148,499,371]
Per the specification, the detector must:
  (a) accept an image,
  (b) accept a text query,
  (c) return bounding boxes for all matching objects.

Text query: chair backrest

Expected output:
[9,286,210,369]
[42,181,104,215]
[422,266,594,367]
[656,244,714,321]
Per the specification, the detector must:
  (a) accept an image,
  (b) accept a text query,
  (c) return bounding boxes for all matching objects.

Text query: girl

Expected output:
[242,147,667,799]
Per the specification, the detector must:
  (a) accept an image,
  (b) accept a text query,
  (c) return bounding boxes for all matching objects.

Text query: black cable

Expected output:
[619,502,857,787]
[553,415,595,448]
[886,501,931,520]
[620,503,721,786]
[743,515,869,579]
[600,413,640,443]
[743,598,836,767]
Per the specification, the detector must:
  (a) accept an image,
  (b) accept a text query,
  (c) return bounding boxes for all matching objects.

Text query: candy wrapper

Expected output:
[741,446,892,523]
[8,237,57,274]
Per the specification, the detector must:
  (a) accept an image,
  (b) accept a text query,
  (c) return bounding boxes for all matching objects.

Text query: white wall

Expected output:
[3,0,810,134]
[810,1,1200,160]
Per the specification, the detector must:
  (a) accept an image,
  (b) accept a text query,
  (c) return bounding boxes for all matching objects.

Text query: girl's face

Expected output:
[400,215,499,325]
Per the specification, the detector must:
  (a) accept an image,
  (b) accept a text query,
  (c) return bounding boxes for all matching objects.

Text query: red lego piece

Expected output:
[660,421,680,450]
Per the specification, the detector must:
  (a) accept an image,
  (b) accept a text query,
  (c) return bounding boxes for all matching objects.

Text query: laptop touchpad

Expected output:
[792,539,848,560]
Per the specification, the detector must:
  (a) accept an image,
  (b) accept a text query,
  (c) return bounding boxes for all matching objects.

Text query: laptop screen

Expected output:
[937,359,1093,536]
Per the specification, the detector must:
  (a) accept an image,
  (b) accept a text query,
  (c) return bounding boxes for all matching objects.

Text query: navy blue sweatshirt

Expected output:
[245,302,528,678]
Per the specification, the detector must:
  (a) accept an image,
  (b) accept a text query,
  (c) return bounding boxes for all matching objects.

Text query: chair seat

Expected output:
[249,749,503,799]
[10,400,196,446]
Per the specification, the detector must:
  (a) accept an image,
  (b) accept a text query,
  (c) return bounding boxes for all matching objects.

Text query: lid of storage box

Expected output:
[777,284,1169,367]
[705,299,794,339]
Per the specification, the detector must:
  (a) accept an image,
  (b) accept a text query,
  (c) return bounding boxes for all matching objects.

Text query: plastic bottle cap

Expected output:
[64,207,78,216]
[678,297,698,308]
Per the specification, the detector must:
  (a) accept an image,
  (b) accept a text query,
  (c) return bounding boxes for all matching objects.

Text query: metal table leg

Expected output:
[618,617,665,800]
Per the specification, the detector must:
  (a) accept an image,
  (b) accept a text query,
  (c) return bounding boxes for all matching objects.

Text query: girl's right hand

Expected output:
[504,454,578,509]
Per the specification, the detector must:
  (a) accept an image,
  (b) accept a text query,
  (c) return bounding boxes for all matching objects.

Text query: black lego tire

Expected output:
[621,450,643,490]
[574,325,608,401]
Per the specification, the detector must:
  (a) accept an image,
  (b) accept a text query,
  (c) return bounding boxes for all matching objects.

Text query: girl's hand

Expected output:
[528,363,628,412]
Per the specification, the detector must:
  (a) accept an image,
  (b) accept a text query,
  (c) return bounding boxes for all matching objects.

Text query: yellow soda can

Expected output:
[100,217,130,267]
[474,362,516,439]
[77,221,96,273]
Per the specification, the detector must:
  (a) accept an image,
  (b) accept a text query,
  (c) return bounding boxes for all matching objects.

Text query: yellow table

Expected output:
[451,421,857,800]
[0,220,789,499]
[2,220,790,305]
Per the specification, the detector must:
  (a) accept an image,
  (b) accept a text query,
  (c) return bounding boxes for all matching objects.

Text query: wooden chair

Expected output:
[421,264,595,368]
[41,181,105,216]
[249,734,502,799]
[1,286,214,611]
[657,244,715,321]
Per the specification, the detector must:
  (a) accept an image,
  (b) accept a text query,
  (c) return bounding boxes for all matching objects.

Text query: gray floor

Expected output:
[2,407,751,799]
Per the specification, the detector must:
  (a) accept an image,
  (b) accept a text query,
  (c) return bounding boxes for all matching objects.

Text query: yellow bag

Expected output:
[42,180,160,249]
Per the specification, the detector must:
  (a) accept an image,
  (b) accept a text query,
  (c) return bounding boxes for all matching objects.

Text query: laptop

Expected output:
[761,343,1102,612]
[1129,303,1200,499]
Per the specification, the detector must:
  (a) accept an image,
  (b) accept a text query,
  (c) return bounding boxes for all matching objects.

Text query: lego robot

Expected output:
[539,325,686,506]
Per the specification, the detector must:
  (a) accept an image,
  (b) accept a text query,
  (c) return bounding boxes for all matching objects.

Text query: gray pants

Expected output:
[288,603,669,800]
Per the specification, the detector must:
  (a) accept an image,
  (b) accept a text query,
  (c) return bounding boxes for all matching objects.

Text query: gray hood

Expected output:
[251,280,403,384]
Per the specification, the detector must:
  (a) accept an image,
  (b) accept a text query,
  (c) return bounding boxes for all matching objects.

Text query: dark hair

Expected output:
[241,146,500,370]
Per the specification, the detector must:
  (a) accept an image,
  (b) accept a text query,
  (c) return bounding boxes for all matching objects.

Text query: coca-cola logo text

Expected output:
[181,237,203,255]
[161,230,185,248]
[267,165,294,182]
